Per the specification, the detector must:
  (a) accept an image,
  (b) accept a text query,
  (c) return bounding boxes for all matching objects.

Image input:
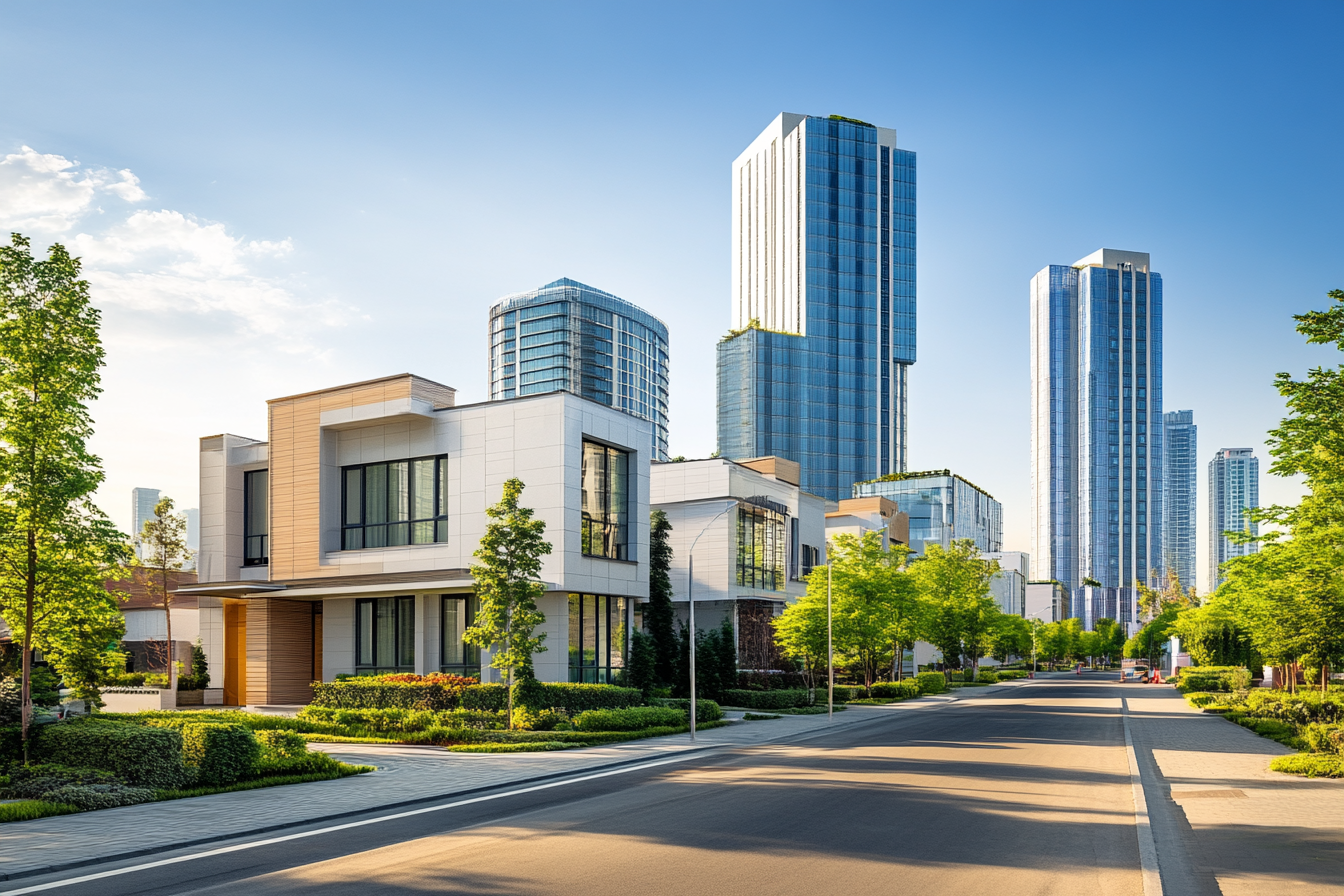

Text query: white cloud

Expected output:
[0,146,145,233]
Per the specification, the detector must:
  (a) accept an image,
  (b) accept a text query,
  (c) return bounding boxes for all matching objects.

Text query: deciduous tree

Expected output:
[137,496,191,690]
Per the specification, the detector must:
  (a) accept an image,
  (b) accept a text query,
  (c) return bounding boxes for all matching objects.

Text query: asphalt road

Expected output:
[12,676,1157,896]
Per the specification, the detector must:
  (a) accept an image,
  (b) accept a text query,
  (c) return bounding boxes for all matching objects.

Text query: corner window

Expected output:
[244,469,268,566]
[440,595,481,678]
[355,596,415,673]
[342,455,448,550]
[581,441,629,560]
[568,593,627,683]
[737,503,786,592]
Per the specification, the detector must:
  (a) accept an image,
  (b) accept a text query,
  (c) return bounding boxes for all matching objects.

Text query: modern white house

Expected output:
[649,456,827,670]
[180,374,651,706]
[824,496,909,550]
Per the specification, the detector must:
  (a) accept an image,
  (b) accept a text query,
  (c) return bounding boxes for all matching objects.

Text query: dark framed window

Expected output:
[568,593,627,683]
[440,595,481,678]
[737,503,786,592]
[355,596,415,673]
[244,469,268,566]
[580,441,629,560]
[342,455,448,550]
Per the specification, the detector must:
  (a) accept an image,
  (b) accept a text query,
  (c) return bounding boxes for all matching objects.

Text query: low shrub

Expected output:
[35,720,191,789]
[4,763,154,811]
[256,751,345,777]
[735,671,809,691]
[255,729,309,761]
[743,713,780,720]
[1302,723,1344,755]
[181,723,261,786]
[511,707,566,731]
[296,706,508,734]
[572,706,687,732]
[1270,753,1344,777]
[915,671,947,695]
[828,685,865,702]
[460,684,509,711]
[0,678,20,725]
[0,724,21,767]
[650,698,723,722]
[974,670,999,684]
[847,697,902,705]
[1176,666,1252,694]
[449,742,574,753]
[107,710,345,735]
[720,689,810,710]
[459,682,642,714]
[310,675,474,711]
[0,800,80,823]
[771,705,844,715]
[42,782,156,811]
[996,670,1029,680]
[870,680,922,700]
[1185,692,1220,708]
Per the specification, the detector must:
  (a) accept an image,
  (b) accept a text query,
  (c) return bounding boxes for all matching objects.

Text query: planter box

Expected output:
[177,690,204,706]
[101,688,176,712]
[203,688,224,705]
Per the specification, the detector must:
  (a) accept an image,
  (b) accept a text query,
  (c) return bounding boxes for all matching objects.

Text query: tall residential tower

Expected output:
[1208,447,1259,591]
[1163,410,1197,590]
[489,279,670,461]
[717,113,915,500]
[1030,249,1164,631]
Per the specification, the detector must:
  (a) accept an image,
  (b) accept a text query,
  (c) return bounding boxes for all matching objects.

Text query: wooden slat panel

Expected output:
[244,598,314,705]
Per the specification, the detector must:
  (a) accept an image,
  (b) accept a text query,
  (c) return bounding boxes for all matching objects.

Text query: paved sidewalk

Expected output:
[0,693,975,882]
[1124,684,1344,895]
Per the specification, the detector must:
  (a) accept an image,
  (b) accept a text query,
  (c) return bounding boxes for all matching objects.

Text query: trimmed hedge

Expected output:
[311,679,464,711]
[915,672,947,695]
[974,670,999,684]
[572,706,687,732]
[35,720,191,789]
[182,723,261,786]
[651,698,723,723]
[1270,753,1344,778]
[721,689,810,710]
[255,729,309,760]
[0,800,80,823]
[735,671,809,691]
[1176,666,1252,693]
[870,680,922,700]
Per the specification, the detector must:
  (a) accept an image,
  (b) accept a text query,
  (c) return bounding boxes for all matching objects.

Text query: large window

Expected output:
[568,593,627,683]
[355,596,415,673]
[244,469,268,566]
[342,455,448,550]
[737,502,786,592]
[580,441,630,560]
[440,595,481,678]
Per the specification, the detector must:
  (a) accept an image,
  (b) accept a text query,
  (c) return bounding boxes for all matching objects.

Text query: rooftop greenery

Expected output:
[861,469,996,502]
[828,114,875,127]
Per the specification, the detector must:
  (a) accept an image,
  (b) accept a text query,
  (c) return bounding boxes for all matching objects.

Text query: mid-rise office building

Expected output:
[1026,581,1067,623]
[717,112,915,500]
[1030,249,1164,630]
[853,470,1002,556]
[489,278,670,461]
[1163,410,1197,589]
[1208,447,1259,591]
[182,374,652,704]
[131,487,161,557]
[984,551,1028,617]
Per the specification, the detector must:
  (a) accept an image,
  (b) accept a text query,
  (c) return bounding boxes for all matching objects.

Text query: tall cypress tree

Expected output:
[646,509,677,685]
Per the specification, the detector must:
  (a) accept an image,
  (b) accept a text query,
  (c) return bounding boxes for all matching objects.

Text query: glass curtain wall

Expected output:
[440,595,481,677]
[580,441,629,560]
[567,593,628,683]
[355,596,415,673]
[243,469,268,566]
[736,503,786,591]
[343,455,449,549]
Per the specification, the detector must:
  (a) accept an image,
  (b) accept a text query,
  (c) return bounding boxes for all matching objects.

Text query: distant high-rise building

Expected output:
[488,279,670,461]
[1163,410,1197,591]
[717,112,915,500]
[183,507,200,570]
[1209,448,1259,591]
[853,470,1001,556]
[131,487,160,558]
[1030,249,1164,631]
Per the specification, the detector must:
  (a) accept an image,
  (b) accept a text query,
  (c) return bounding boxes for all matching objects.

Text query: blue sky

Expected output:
[1,1,1340,590]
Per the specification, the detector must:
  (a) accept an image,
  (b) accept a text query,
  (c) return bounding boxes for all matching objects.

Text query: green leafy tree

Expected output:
[645,510,678,686]
[464,478,552,727]
[910,540,998,679]
[0,235,130,747]
[772,581,830,695]
[624,629,657,698]
[991,614,1032,664]
[137,496,191,689]
[1093,618,1124,666]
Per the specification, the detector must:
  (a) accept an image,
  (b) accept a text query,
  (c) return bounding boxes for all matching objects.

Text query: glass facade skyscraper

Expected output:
[1208,447,1258,591]
[853,470,1001,557]
[1030,249,1164,631]
[1163,410,1198,591]
[717,113,915,500]
[488,279,670,460]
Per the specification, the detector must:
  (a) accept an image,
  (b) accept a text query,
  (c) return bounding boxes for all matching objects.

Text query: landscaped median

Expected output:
[1179,666,1344,778]
[0,716,372,824]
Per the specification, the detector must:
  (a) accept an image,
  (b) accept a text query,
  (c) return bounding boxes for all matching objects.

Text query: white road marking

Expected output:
[1122,696,1165,896]
[0,752,706,895]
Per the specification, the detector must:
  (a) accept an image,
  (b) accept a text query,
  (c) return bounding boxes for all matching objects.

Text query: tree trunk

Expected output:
[21,527,35,754]
[164,566,176,693]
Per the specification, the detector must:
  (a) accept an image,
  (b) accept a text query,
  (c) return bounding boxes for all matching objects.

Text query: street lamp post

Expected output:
[827,561,833,720]
[687,500,738,742]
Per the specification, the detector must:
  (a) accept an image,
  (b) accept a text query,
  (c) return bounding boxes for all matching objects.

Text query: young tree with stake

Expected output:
[138,496,191,689]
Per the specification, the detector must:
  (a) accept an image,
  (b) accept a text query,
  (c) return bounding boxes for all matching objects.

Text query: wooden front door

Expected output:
[224,602,248,706]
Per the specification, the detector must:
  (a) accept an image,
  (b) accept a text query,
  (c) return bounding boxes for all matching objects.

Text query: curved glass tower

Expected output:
[489,278,670,461]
